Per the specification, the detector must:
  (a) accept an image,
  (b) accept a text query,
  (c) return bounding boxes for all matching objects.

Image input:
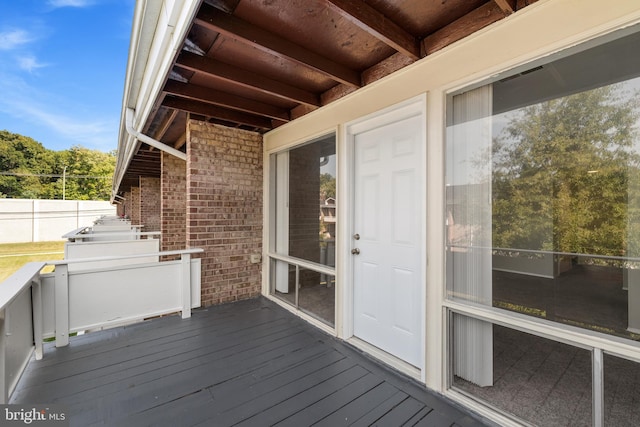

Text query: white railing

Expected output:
[62,225,153,242]
[0,248,203,404]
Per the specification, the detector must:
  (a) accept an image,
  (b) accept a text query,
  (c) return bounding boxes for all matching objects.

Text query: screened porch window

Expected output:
[269,134,336,326]
[445,26,640,426]
[446,27,640,340]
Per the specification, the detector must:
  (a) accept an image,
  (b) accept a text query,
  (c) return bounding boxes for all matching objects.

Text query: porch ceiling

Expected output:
[119,0,537,192]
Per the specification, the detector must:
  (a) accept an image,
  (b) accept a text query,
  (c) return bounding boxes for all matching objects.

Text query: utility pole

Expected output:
[63,165,67,200]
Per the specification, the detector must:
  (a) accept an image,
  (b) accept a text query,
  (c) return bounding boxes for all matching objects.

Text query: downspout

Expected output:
[125,108,187,161]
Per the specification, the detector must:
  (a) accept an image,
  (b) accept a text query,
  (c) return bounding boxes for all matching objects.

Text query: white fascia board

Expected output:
[112,0,200,202]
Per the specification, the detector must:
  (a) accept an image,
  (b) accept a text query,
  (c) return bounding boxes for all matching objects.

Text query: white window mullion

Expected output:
[593,348,604,427]
[275,151,290,293]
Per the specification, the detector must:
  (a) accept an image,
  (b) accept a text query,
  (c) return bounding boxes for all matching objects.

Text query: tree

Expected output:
[52,147,116,200]
[320,172,336,200]
[0,131,115,200]
[0,131,56,198]
[491,84,640,258]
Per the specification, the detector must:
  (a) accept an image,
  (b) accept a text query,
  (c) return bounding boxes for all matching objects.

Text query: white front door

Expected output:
[352,113,424,367]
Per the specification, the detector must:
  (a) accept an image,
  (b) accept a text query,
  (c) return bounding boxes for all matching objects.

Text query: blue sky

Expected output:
[0,0,134,153]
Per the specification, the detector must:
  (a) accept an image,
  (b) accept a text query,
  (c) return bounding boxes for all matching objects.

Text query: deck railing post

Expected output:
[54,264,70,347]
[181,253,191,319]
[31,278,43,360]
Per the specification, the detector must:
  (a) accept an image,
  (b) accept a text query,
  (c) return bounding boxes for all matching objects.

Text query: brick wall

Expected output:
[131,187,140,225]
[140,177,161,232]
[187,120,263,306]
[116,201,124,217]
[161,152,187,253]
[123,191,131,218]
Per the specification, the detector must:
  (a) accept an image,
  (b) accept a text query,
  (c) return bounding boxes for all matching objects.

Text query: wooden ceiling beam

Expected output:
[153,109,179,140]
[421,2,506,55]
[176,51,320,107]
[195,3,361,88]
[493,0,516,15]
[162,96,274,130]
[325,0,420,60]
[174,133,187,150]
[163,79,290,122]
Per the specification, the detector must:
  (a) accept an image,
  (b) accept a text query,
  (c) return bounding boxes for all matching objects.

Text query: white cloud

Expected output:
[47,0,94,8]
[0,74,117,151]
[22,102,114,148]
[17,55,49,73]
[0,29,35,50]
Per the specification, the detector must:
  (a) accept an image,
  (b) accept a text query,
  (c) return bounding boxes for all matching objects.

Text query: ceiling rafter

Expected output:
[162,96,274,130]
[153,109,179,140]
[176,51,321,107]
[174,133,187,150]
[421,2,506,55]
[194,3,362,88]
[324,0,420,60]
[116,0,539,197]
[493,0,516,15]
[163,80,290,122]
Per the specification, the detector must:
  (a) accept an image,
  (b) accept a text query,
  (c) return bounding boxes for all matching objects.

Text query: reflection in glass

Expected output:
[270,259,335,327]
[270,134,336,326]
[451,314,592,427]
[446,29,640,340]
[298,267,335,326]
[604,353,640,426]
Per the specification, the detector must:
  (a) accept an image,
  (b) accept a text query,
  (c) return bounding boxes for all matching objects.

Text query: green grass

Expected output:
[0,241,65,283]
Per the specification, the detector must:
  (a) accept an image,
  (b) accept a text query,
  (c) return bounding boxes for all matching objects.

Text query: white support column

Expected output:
[31,279,43,360]
[54,264,70,347]
[181,253,191,319]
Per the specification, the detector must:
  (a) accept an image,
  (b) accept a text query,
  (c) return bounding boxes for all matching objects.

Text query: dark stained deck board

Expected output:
[315,385,405,426]
[16,316,300,395]
[15,320,312,404]
[12,297,492,427]
[69,331,322,424]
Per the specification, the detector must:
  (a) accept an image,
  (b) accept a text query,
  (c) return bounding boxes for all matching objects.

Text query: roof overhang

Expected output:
[112,0,537,202]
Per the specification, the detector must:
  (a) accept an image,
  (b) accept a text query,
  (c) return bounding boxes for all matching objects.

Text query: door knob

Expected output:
[351,248,360,255]
[353,233,360,240]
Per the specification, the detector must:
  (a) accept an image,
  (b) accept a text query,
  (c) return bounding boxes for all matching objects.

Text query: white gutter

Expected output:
[125,108,187,160]
[111,0,201,203]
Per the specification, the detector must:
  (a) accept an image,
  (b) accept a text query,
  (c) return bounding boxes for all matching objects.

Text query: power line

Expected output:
[0,172,112,179]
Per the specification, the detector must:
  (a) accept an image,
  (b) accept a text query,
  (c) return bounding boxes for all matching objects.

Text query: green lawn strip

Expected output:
[0,241,65,282]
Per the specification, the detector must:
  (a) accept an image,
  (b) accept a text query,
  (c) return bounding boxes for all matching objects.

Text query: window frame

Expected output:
[442,24,640,427]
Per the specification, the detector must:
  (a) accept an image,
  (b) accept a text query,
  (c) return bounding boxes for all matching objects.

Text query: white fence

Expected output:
[0,199,116,243]
[0,248,203,403]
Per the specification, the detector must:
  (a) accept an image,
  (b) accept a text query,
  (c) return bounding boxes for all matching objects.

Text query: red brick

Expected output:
[186,121,263,307]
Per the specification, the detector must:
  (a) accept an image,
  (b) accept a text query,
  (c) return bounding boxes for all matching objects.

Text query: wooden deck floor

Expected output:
[11,297,490,427]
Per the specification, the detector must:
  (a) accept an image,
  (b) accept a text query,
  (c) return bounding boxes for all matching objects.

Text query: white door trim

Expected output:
[340,94,427,377]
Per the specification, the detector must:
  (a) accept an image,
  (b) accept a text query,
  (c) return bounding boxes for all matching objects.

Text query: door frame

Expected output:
[340,94,427,378]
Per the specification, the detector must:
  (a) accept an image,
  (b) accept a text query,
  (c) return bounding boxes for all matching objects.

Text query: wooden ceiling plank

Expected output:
[163,79,290,121]
[493,0,516,15]
[162,96,273,130]
[194,4,361,88]
[202,0,241,14]
[174,133,187,150]
[153,109,179,140]
[176,51,320,107]
[325,0,420,60]
[421,2,506,56]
